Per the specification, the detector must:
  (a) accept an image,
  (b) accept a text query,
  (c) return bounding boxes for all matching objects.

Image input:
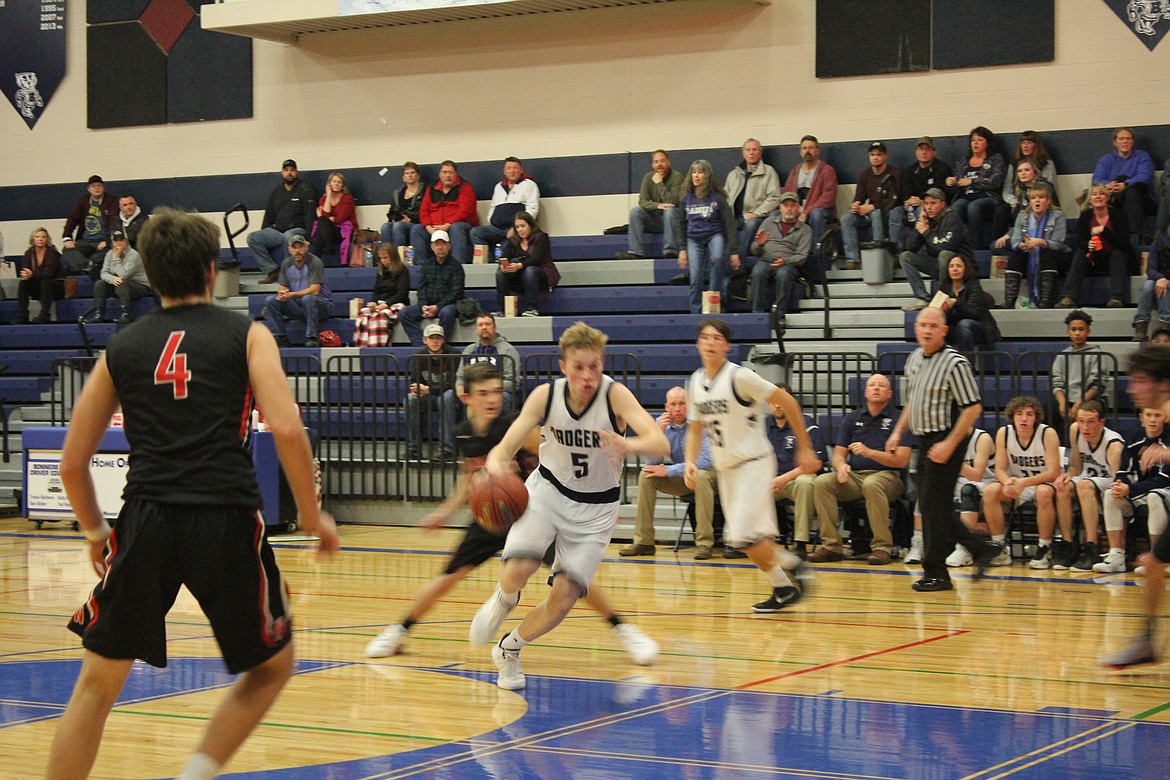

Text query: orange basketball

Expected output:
[467,471,529,535]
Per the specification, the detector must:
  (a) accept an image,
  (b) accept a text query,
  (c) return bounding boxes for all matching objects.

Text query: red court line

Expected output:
[735,629,969,690]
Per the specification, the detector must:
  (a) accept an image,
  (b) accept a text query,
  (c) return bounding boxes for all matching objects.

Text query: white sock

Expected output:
[765,565,793,589]
[177,753,222,780]
[499,630,528,652]
[992,533,1006,543]
[912,530,923,544]
[1038,538,1052,548]
[1110,547,1125,555]
[777,549,801,570]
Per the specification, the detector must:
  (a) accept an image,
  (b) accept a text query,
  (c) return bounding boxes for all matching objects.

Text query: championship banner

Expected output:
[0,0,67,130]
[1102,0,1170,50]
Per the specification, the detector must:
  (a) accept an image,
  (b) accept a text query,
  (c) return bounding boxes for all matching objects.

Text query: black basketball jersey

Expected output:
[104,304,261,507]
[455,412,535,479]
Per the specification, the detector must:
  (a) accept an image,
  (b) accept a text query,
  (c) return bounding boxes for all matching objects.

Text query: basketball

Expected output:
[467,471,528,535]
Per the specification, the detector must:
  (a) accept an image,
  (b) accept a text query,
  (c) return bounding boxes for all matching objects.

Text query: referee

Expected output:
[886,306,1003,591]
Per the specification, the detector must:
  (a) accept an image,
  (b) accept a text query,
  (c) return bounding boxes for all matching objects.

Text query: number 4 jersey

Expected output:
[687,361,777,470]
[104,303,262,508]
[537,375,625,503]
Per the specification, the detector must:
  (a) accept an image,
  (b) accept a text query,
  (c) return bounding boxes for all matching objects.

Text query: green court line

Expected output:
[1131,699,1170,720]
[112,708,450,742]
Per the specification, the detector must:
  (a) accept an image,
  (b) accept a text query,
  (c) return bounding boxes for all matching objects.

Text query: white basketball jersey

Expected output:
[686,361,776,470]
[537,376,625,501]
[1077,427,1123,478]
[1005,423,1052,479]
[961,428,995,485]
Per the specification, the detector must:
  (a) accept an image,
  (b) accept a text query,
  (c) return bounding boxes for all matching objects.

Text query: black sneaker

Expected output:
[752,586,801,613]
[1071,545,1101,572]
[972,541,1004,581]
[1052,540,1077,570]
[614,251,644,260]
[431,451,457,463]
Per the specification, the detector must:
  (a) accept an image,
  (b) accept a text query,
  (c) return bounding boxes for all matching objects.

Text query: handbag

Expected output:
[353,228,380,245]
[318,330,343,348]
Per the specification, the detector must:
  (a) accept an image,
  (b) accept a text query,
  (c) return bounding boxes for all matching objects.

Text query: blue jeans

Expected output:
[399,302,458,345]
[496,265,547,313]
[735,215,765,268]
[841,209,900,263]
[410,222,474,265]
[1135,279,1170,325]
[947,320,990,353]
[899,249,956,302]
[379,220,414,249]
[247,227,306,273]
[806,207,833,258]
[405,392,446,454]
[952,195,996,250]
[686,234,727,313]
[469,224,508,249]
[263,293,331,341]
[628,206,683,256]
[750,261,800,314]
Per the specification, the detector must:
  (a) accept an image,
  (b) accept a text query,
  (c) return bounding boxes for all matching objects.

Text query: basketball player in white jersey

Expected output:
[469,322,668,690]
[1051,400,1123,571]
[684,318,820,611]
[983,396,1061,566]
[906,427,994,567]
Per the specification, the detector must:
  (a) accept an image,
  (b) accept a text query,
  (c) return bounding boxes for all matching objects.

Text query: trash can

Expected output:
[860,246,893,284]
[214,261,240,299]
[748,346,789,386]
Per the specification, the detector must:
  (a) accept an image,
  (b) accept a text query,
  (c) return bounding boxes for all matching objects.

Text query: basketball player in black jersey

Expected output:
[44,209,339,780]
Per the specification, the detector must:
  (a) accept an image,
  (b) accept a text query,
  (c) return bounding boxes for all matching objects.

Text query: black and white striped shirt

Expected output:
[904,346,981,435]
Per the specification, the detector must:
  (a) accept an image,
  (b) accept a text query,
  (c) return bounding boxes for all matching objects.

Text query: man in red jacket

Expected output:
[784,136,838,264]
[411,160,479,265]
[61,174,118,275]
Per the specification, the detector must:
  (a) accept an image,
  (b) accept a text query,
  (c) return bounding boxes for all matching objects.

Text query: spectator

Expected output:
[1135,226,1170,341]
[620,387,719,560]
[1058,182,1137,309]
[404,323,459,459]
[1051,310,1106,441]
[310,171,357,260]
[470,157,540,252]
[61,174,117,275]
[410,160,478,266]
[749,192,812,319]
[1156,169,1169,237]
[379,162,427,248]
[1004,185,1068,309]
[938,254,1000,352]
[115,194,148,248]
[900,136,953,224]
[899,187,973,310]
[1153,328,1170,346]
[352,242,410,348]
[946,127,1007,250]
[247,159,316,285]
[993,158,1045,250]
[17,227,63,324]
[841,142,903,270]
[495,211,559,317]
[1052,400,1124,571]
[437,314,520,462]
[262,234,332,347]
[1096,406,1170,574]
[1011,131,1057,184]
[678,160,739,314]
[617,150,685,260]
[724,138,782,262]
[982,396,1062,567]
[90,230,152,324]
[766,387,827,558]
[398,230,465,345]
[809,374,912,565]
[1091,126,1156,238]
[783,135,838,261]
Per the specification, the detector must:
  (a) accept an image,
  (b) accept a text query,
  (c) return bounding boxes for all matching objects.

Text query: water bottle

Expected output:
[364,248,373,266]
[494,246,503,262]
[404,246,414,265]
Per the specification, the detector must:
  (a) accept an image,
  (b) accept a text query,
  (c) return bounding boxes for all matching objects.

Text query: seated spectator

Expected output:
[784,135,838,261]
[437,314,520,462]
[379,162,426,249]
[353,242,410,348]
[115,194,149,248]
[1011,131,1057,186]
[247,160,316,285]
[17,227,63,324]
[725,138,782,262]
[1004,185,1068,309]
[470,157,540,252]
[310,171,358,261]
[937,254,999,352]
[620,387,719,560]
[262,234,332,347]
[398,230,465,345]
[678,160,739,314]
[982,396,1062,567]
[945,127,1007,250]
[1153,328,1170,346]
[1156,169,1169,238]
[90,230,152,324]
[899,188,973,310]
[766,386,826,558]
[993,158,1046,250]
[749,192,812,319]
[410,160,478,266]
[1135,226,1170,341]
[1058,182,1137,309]
[1052,400,1124,571]
[1096,406,1170,574]
[495,211,558,317]
[1092,127,1156,238]
[617,149,685,260]
[809,374,912,565]
[61,174,117,276]
[404,323,458,459]
[841,142,902,270]
[1051,310,1106,440]
[900,136,953,225]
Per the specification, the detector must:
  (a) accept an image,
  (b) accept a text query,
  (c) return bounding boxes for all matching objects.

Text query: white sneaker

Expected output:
[903,538,924,565]
[1028,545,1053,569]
[365,624,407,658]
[945,544,973,567]
[614,623,659,666]
[492,644,526,690]
[1135,565,1147,576]
[470,587,519,645]
[989,546,1012,567]
[1092,550,1127,574]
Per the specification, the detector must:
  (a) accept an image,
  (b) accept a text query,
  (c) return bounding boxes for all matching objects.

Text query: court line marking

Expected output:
[960,720,1137,779]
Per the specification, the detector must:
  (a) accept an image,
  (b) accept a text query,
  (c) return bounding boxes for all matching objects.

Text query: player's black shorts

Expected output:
[444,522,506,574]
[68,500,292,674]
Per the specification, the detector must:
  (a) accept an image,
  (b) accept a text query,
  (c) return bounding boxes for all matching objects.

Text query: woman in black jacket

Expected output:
[353,242,412,347]
[939,254,1000,352]
[495,211,560,316]
[1057,182,1137,309]
[379,162,427,250]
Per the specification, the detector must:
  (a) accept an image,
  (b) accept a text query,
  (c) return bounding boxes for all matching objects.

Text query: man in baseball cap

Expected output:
[262,229,332,348]
[399,226,465,345]
[248,159,316,284]
[841,141,903,270]
[902,136,954,226]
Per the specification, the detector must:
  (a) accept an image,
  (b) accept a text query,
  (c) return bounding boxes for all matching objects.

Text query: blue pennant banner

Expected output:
[0,0,67,130]
[1103,0,1170,51]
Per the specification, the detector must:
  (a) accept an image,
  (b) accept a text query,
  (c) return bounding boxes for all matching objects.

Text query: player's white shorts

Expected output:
[716,454,780,548]
[501,472,619,594]
[1070,475,1112,494]
[954,478,992,502]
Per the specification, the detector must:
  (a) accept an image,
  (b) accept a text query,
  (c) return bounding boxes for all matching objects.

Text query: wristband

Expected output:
[83,521,112,543]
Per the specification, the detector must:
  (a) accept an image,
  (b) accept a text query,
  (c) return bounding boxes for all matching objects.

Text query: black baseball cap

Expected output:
[282,159,297,169]
[868,142,887,154]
